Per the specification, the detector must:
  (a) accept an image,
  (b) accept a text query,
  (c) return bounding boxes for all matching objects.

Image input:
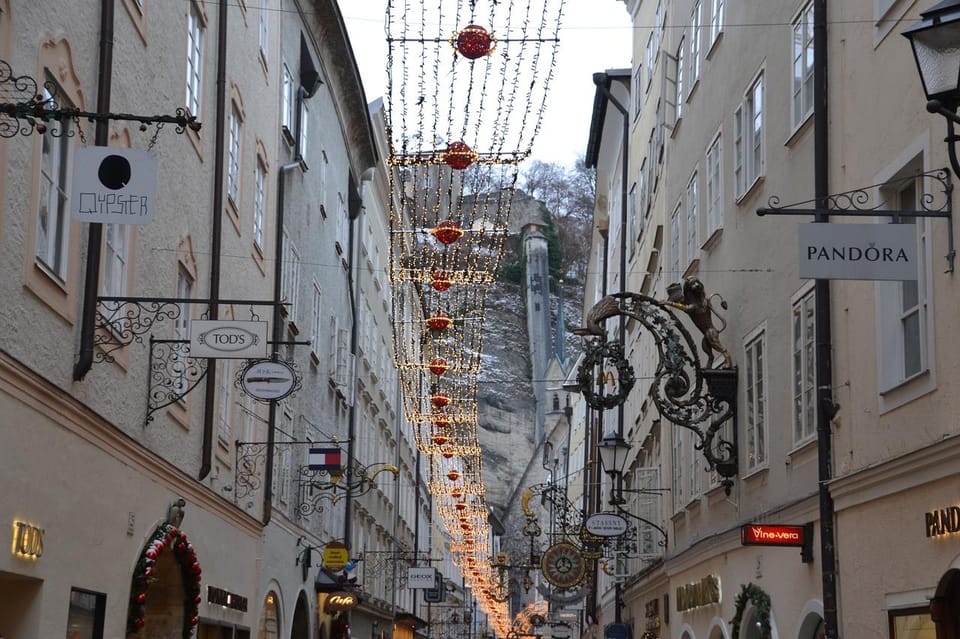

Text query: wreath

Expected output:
[730,582,772,639]
[127,523,203,637]
[576,340,636,410]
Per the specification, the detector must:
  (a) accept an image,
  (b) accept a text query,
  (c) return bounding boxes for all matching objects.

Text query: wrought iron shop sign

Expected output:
[926,504,960,538]
[240,359,297,401]
[675,575,720,612]
[798,223,917,280]
[585,512,629,537]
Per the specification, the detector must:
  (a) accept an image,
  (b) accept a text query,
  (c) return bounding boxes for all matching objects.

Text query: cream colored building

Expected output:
[582,1,960,638]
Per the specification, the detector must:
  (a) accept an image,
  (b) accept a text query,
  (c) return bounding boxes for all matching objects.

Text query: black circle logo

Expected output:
[98,154,132,190]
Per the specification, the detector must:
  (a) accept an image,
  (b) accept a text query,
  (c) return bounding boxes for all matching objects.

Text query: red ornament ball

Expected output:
[135,617,146,630]
[195,594,203,604]
[431,219,465,244]
[428,357,450,376]
[192,562,202,575]
[144,567,153,577]
[191,617,199,626]
[443,142,477,171]
[454,25,495,60]
[136,593,146,604]
[430,270,453,292]
[145,548,157,560]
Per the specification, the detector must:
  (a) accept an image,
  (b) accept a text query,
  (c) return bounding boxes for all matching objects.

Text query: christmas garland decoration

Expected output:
[127,523,203,637]
[730,582,772,639]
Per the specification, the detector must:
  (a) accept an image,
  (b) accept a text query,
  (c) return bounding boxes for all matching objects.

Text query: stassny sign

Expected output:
[798,223,918,281]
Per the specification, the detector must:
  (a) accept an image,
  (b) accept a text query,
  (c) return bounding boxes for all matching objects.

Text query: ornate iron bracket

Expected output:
[145,337,207,424]
[757,167,954,273]
[0,59,200,138]
[577,290,739,492]
[297,461,399,518]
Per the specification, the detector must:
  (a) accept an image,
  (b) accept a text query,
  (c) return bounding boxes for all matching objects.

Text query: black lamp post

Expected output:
[903,0,960,173]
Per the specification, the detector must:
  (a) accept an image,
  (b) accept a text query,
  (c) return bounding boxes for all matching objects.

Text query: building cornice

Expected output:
[0,350,262,537]
[829,433,960,512]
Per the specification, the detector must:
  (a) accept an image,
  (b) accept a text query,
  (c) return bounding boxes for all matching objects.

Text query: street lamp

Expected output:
[596,432,631,506]
[903,0,960,173]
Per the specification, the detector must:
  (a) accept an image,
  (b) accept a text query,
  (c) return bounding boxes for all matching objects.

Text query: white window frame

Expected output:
[311,280,323,361]
[254,159,265,250]
[645,33,655,92]
[633,65,643,120]
[671,424,685,512]
[629,183,638,260]
[791,284,816,445]
[686,172,699,264]
[706,132,723,237]
[670,203,682,280]
[298,99,309,164]
[281,62,294,135]
[792,2,815,130]
[709,0,724,48]
[258,0,268,57]
[227,103,242,204]
[655,0,665,55]
[676,38,685,121]
[281,229,301,323]
[735,72,764,198]
[103,223,129,298]
[744,326,767,472]
[36,81,72,281]
[690,1,702,84]
[185,2,204,117]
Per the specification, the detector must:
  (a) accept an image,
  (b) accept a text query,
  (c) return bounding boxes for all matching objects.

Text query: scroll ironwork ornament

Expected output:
[296,462,399,518]
[576,284,739,490]
[234,443,268,500]
[145,339,207,424]
[94,298,184,363]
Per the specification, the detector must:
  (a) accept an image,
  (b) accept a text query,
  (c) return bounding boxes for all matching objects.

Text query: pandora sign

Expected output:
[798,223,917,281]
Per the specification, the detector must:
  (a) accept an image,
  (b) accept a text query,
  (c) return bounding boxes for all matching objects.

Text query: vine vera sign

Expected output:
[585,513,629,537]
[798,223,917,280]
[190,320,267,359]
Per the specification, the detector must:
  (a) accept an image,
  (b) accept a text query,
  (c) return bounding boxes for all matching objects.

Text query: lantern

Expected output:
[431,219,465,244]
[426,313,453,332]
[428,357,450,376]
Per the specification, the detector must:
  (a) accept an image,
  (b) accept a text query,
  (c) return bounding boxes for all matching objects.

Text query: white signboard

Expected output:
[71,146,157,225]
[190,320,268,359]
[799,223,918,281]
[585,512,629,537]
[407,567,437,589]
[240,360,296,402]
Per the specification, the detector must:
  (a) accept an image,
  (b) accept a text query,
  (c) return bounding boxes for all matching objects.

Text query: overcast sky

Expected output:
[342,0,633,169]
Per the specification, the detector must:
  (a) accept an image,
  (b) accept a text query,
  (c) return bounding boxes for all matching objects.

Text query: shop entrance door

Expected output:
[933,568,960,639]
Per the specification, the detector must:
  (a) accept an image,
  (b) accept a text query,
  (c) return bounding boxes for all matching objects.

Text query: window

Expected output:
[735,73,764,196]
[174,266,193,396]
[690,2,702,83]
[639,158,648,217]
[709,0,724,46]
[217,359,233,444]
[227,103,242,204]
[676,39,685,120]
[671,424,685,510]
[280,229,301,324]
[254,159,265,250]
[274,417,292,505]
[102,224,128,297]
[258,0,268,56]
[670,204,682,280]
[336,192,347,254]
[67,588,106,639]
[792,2,814,129]
[281,62,294,135]
[688,430,701,499]
[36,83,71,281]
[633,65,643,119]
[319,150,329,216]
[645,33,654,91]
[629,183,638,259]
[686,173,699,261]
[744,329,767,471]
[792,287,816,444]
[889,607,935,638]
[655,0,665,54]
[706,133,722,236]
[878,175,930,392]
[185,2,204,117]
[311,280,322,361]
[298,99,309,163]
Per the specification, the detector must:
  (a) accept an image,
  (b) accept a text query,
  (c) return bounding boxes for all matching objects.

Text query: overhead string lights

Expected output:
[384,0,566,630]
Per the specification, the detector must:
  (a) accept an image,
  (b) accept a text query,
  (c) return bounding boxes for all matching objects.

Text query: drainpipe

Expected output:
[73,0,115,381]
[198,0,229,481]
[813,0,839,637]
[344,172,364,550]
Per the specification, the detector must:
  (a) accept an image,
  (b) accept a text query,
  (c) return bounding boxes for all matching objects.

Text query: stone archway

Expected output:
[932,568,960,639]
[292,590,311,639]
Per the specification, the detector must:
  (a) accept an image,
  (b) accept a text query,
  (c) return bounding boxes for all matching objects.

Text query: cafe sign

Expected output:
[324,591,359,613]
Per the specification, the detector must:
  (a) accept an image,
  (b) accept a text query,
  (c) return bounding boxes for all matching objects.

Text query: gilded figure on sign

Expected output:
[662,277,732,369]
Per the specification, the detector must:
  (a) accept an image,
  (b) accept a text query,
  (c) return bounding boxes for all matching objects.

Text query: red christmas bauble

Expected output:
[192,562,202,575]
[135,617,145,630]
[196,594,203,604]
[432,434,449,446]
[455,502,467,511]
[144,567,153,577]
[430,270,453,292]
[136,593,146,604]
[425,313,452,332]
[454,25,495,60]
[443,142,477,171]
[176,542,186,554]
[431,219,465,244]
[428,357,450,376]
[447,470,461,481]
[430,392,451,408]
[145,548,157,560]
[441,450,455,459]
[191,617,199,626]
[432,414,451,428]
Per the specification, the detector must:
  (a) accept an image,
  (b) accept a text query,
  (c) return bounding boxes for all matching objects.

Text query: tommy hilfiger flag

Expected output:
[309,447,342,472]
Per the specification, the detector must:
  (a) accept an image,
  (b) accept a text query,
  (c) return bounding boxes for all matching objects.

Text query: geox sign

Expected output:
[798,223,917,281]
